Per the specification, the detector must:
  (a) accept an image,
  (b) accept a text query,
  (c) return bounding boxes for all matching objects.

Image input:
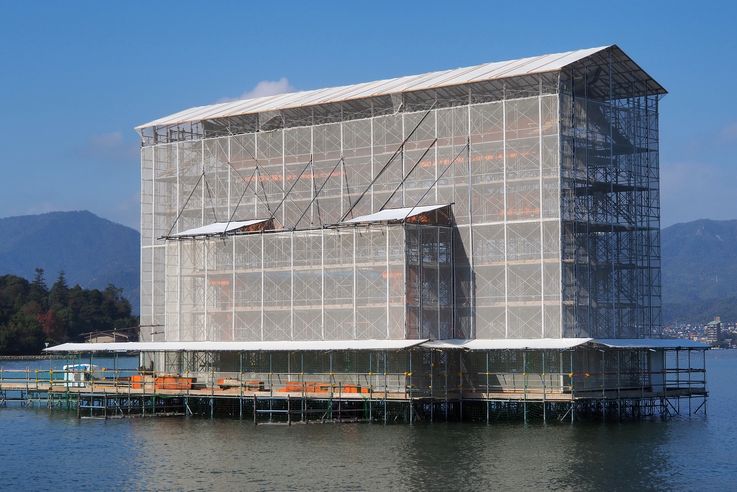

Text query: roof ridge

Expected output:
[136,46,631,131]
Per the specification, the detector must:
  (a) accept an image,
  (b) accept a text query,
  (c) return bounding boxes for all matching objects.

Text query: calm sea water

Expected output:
[0,351,735,491]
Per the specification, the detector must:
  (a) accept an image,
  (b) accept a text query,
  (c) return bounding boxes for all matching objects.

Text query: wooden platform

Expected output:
[0,380,707,404]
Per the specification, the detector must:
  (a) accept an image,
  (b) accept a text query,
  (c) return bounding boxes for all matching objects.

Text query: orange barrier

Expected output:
[154,376,193,390]
[131,375,145,389]
[342,385,369,394]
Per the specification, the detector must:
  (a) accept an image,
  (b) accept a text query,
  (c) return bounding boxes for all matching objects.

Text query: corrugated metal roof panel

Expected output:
[423,338,594,350]
[424,338,709,350]
[169,219,269,238]
[44,338,706,353]
[343,204,450,224]
[44,339,429,353]
[592,339,709,350]
[136,46,617,130]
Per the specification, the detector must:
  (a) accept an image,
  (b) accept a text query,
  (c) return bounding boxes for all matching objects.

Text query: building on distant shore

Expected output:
[46,45,708,422]
[705,316,723,345]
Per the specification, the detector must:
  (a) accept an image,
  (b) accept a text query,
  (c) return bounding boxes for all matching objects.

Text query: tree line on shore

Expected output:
[0,269,138,355]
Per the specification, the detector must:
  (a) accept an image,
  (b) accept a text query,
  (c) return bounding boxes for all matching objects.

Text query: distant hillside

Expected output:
[0,211,139,313]
[661,219,737,323]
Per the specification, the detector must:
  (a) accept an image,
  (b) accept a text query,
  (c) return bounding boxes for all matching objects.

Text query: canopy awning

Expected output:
[342,204,452,225]
[167,219,272,239]
[44,338,707,353]
[423,338,593,350]
[423,338,709,350]
[591,338,709,350]
[44,339,429,353]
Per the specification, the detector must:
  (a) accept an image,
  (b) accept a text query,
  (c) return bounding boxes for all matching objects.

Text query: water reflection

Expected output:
[113,420,680,490]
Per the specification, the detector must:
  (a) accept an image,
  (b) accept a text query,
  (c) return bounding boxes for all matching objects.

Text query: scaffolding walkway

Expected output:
[0,366,707,424]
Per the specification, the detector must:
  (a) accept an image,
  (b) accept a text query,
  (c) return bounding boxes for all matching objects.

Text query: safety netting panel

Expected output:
[205,238,234,341]
[139,246,153,340]
[177,140,204,234]
[140,146,154,341]
[342,119,374,219]
[229,133,259,218]
[468,95,562,339]
[178,240,205,341]
[312,122,343,225]
[141,146,154,246]
[372,114,405,214]
[254,130,284,224]
[292,231,322,340]
[165,241,179,342]
[153,143,177,242]
[202,138,230,226]
[152,246,166,341]
[161,225,412,342]
[282,126,313,228]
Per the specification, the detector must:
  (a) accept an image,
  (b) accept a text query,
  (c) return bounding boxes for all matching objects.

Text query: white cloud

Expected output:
[217,78,295,103]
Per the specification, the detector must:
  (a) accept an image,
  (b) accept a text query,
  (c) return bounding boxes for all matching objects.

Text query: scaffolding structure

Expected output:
[41,45,707,422]
[4,343,707,423]
[138,46,663,343]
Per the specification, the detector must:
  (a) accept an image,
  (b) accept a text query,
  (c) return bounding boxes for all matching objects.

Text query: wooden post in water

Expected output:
[542,351,546,424]
[408,351,413,425]
[239,352,243,420]
[523,351,528,424]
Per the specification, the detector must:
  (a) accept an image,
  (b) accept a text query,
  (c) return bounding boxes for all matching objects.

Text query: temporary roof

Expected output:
[424,338,708,350]
[44,338,706,353]
[43,339,429,353]
[136,45,665,131]
[168,220,269,238]
[343,204,449,225]
[591,339,709,350]
[423,338,593,350]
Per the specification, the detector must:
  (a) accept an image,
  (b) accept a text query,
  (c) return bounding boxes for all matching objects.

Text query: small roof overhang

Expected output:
[166,219,272,239]
[423,338,709,350]
[423,338,593,350]
[44,338,708,354]
[43,339,429,353]
[342,204,452,226]
[591,338,709,350]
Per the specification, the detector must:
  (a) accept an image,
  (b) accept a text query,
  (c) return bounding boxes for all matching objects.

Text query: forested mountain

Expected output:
[661,219,737,323]
[0,211,139,313]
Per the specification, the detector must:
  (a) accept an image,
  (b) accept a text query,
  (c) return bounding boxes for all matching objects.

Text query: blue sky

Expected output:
[1,1,735,229]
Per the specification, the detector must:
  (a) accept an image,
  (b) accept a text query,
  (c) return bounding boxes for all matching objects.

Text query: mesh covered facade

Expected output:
[139,46,663,343]
[160,223,453,342]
